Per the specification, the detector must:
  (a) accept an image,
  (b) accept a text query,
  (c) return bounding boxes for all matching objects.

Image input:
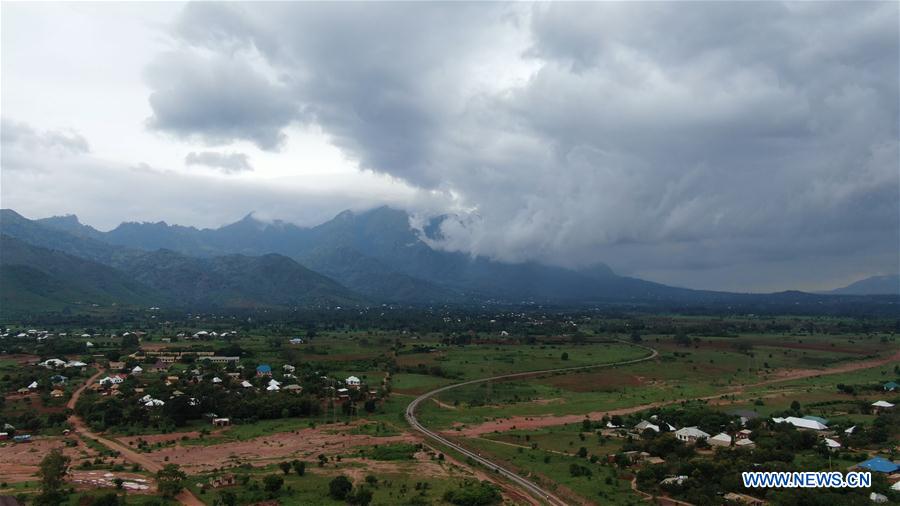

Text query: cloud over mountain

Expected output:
[139,2,899,290]
[3,2,897,292]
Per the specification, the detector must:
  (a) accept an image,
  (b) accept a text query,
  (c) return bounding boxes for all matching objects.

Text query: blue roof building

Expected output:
[256,364,272,376]
[884,381,899,391]
[856,457,900,474]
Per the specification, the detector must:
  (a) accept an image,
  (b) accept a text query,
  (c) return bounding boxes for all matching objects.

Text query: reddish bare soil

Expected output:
[452,347,900,436]
[0,436,102,482]
[143,427,419,473]
[116,430,222,448]
[69,470,157,493]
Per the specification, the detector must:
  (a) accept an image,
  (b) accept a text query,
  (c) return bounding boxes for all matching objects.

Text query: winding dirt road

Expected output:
[67,370,204,506]
[405,341,659,506]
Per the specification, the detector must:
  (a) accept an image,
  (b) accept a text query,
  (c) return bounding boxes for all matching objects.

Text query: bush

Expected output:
[263,474,284,495]
[348,486,373,505]
[443,480,502,506]
[329,475,353,500]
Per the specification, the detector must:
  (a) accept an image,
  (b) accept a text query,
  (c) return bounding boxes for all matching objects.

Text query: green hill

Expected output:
[0,235,163,315]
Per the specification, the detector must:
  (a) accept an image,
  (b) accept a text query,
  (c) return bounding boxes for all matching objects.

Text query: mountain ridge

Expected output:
[4,207,900,313]
[825,275,900,296]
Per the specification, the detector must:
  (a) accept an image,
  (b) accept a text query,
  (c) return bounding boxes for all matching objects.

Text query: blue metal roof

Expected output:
[857,457,900,474]
[256,364,272,373]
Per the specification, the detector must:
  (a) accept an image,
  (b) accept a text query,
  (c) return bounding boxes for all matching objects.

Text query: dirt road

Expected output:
[67,370,205,506]
[451,347,900,436]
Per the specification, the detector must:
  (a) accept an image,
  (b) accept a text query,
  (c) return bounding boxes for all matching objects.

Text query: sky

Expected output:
[2,2,898,293]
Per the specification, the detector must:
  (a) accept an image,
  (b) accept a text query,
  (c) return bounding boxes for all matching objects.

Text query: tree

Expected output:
[34,448,70,506]
[349,487,374,506]
[156,464,187,498]
[292,460,306,476]
[218,490,237,506]
[278,461,291,475]
[443,480,502,505]
[561,352,569,361]
[263,474,284,495]
[329,475,353,500]
[91,492,122,506]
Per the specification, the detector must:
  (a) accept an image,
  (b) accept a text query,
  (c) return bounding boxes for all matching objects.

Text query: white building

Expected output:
[771,416,827,431]
[871,400,894,413]
[40,358,67,369]
[675,427,710,443]
[708,433,732,447]
[635,420,660,433]
[346,376,361,388]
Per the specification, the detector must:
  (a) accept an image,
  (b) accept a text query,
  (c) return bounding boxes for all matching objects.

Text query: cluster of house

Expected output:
[252,364,346,394]
[1,329,70,340]
[38,358,88,369]
[615,400,896,459]
[619,407,900,503]
[122,351,241,373]
[15,358,91,397]
[174,330,238,340]
[622,418,757,450]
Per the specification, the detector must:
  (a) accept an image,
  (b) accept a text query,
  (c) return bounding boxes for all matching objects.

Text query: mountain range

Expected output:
[1,207,897,315]
[825,275,900,296]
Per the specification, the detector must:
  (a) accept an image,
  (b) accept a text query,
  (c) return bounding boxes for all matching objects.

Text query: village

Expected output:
[0,313,898,506]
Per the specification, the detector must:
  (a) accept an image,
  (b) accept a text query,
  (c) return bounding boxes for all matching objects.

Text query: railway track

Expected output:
[405,340,658,506]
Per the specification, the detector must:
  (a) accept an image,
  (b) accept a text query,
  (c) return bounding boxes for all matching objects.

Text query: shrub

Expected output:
[329,475,353,500]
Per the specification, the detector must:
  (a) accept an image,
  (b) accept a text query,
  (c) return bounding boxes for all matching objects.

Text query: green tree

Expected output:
[156,464,187,498]
[349,487,373,506]
[292,460,306,476]
[218,490,237,506]
[329,475,353,500]
[91,492,122,506]
[278,461,291,475]
[34,448,70,506]
[560,352,569,361]
[263,474,284,496]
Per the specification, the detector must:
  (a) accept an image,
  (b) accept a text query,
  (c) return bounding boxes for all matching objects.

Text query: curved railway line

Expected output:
[405,341,659,506]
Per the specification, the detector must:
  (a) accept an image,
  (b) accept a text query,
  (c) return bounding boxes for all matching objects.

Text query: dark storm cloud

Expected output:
[145,51,296,150]
[185,150,253,174]
[142,2,899,290]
